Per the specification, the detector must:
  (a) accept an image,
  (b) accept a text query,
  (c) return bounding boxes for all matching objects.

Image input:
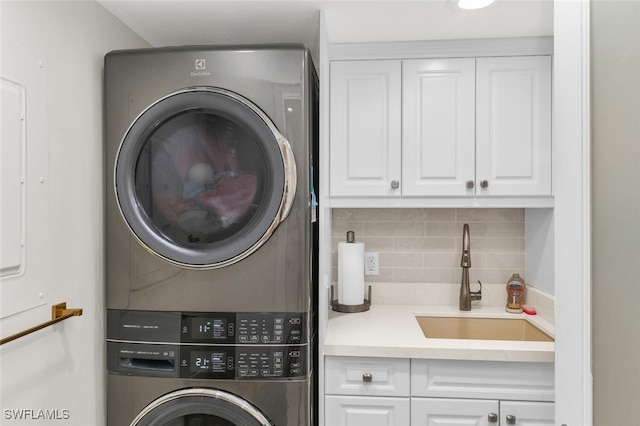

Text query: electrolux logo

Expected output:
[191,58,211,77]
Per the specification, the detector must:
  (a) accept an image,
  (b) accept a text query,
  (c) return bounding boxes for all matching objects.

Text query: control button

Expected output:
[274,336,283,342]
[261,369,270,376]
[238,368,248,376]
[289,350,301,357]
[239,335,248,342]
[274,363,283,369]
[290,335,301,342]
[291,368,301,374]
[274,324,283,330]
[289,317,301,325]
[250,335,259,342]
[228,323,234,336]
[249,369,258,376]
[291,362,301,368]
[274,318,284,325]
[261,335,270,342]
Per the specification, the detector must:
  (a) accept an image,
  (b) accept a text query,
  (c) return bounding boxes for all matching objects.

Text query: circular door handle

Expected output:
[480,180,489,189]
[488,413,498,423]
[466,180,475,189]
[362,373,372,382]
[390,180,400,189]
[506,414,516,425]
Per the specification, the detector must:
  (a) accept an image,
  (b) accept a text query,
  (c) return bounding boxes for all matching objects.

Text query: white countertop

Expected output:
[323,304,555,363]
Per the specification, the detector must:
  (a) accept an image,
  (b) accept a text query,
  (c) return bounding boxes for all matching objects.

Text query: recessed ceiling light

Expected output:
[457,0,496,10]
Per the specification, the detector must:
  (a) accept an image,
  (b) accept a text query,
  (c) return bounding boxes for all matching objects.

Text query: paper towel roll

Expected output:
[338,241,365,305]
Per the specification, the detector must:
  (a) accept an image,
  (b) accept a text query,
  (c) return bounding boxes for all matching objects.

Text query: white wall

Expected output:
[0,1,148,424]
[591,1,640,424]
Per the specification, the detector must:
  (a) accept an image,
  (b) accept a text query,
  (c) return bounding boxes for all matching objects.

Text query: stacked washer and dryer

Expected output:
[104,45,318,426]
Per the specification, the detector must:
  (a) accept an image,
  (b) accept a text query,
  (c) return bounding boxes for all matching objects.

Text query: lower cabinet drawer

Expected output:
[326,356,411,397]
[325,395,411,426]
[500,400,555,424]
[411,397,498,425]
[411,359,554,401]
[411,398,555,425]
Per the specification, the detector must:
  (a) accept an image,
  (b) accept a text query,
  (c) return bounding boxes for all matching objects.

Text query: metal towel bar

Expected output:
[0,302,83,345]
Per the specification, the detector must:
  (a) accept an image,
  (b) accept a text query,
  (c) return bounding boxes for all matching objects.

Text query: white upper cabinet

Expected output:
[328,49,553,206]
[402,58,476,196]
[329,60,401,197]
[475,56,552,196]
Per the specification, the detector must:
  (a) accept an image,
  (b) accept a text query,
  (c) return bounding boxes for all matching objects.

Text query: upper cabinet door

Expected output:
[402,58,476,196]
[330,60,401,197]
[475,56,552,196]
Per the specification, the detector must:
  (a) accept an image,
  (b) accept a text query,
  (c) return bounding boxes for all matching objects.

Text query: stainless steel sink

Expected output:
[415,316,554,342]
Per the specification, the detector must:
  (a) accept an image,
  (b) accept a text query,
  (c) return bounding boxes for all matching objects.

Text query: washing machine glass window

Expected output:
[131,388,274,426]
[115,88,297,269]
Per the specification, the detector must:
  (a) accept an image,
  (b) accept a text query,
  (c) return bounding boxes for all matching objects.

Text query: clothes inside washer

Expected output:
[142,112,263,243]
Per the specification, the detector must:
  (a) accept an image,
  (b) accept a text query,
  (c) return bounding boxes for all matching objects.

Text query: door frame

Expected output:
[553,0,592,424]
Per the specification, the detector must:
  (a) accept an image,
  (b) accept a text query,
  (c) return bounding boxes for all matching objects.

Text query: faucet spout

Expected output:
[459,224,481,311]
[461,224,471,268]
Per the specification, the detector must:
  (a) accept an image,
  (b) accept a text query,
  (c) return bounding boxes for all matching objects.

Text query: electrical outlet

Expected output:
[364,252,379,275]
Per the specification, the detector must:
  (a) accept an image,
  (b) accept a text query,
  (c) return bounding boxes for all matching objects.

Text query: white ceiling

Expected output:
[97,0,553,48]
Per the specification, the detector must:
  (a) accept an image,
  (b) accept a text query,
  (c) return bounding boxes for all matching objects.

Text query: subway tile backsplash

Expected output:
[332,208,526,285]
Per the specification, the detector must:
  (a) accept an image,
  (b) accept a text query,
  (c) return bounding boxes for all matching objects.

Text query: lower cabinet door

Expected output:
[325,395,410,426]
[411,398,498,426]
[500,401,555,425]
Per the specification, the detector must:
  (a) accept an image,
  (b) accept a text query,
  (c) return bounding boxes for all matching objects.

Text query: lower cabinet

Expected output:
[325,396,411,426]
[499,401,555,425]
[412,398,554,425]
[325,356,555,426]
[325,356,411,426]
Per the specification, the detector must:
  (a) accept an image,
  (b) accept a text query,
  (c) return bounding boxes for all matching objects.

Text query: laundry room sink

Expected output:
[415,316,554,342]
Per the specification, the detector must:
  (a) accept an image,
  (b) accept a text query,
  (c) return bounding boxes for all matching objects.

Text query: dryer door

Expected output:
[130,388,273,426]
[115,88,296,269]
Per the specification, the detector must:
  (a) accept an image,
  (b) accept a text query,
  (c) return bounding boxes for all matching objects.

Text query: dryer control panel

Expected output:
[107,309,307,345]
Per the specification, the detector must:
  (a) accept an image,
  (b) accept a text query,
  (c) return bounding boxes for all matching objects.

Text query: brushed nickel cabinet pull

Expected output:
[466,180,475,189]
[390,180,400,189]
[362,373,372,382]
[480,179,489,189]
[488,413,498,423]
[506,414,516,425]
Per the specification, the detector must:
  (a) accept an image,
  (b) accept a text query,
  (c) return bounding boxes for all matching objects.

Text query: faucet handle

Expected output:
[470,280,482,301]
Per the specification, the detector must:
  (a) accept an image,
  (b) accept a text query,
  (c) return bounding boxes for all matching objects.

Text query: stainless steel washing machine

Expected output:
[104,45,318,425]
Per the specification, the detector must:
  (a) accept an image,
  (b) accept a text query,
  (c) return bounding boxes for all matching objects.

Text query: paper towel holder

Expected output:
[331,285,372,313]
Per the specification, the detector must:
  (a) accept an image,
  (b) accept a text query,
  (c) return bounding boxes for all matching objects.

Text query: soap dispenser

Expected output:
[506,273,526,313]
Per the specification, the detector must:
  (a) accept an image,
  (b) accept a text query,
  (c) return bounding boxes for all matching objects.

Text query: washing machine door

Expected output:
[115,88,296,269]
[130,388,273,426]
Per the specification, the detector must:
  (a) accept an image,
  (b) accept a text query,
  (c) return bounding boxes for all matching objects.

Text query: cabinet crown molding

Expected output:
[330,36,553,60]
